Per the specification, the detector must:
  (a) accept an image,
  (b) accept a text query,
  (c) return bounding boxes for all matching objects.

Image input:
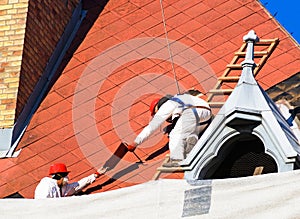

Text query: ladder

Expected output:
[207,38,279,110]
[152,154,184,180]
[153,38,279,180]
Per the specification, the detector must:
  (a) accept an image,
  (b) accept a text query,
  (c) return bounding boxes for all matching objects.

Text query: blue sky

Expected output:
[260,0,300,44]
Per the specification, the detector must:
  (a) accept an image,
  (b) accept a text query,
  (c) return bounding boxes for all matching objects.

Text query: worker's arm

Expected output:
[134,100,177,145]
[63,174,97,196]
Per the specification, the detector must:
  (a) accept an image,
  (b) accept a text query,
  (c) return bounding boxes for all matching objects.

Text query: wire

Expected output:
[159,0,181,94]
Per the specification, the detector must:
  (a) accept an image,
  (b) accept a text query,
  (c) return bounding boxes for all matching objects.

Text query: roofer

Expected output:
[128,89,212,167]
[34,163,107,199]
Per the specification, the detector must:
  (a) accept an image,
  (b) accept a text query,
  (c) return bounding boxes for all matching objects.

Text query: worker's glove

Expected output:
[163,124,173,136]
[94,167,108,178]
[126,143,137,152]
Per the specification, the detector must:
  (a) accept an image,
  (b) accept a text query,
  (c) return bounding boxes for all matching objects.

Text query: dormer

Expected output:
[181,30,300,180]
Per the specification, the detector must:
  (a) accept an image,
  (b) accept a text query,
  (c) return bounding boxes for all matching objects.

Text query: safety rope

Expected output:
[159,0,181,94]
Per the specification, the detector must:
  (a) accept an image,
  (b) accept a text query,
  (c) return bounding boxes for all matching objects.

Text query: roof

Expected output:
[0,0,300,198]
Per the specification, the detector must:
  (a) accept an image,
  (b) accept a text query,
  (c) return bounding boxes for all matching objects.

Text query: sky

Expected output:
[260,0,300,44]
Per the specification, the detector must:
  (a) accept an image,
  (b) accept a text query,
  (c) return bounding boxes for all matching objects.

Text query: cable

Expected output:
[159,0,181,94]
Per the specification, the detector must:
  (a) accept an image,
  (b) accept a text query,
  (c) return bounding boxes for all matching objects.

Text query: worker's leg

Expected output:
[168,110,197,160]
[184,108,212,156]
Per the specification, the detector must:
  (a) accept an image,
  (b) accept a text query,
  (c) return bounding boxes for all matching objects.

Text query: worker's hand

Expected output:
[126,142,137,152]
[94,167,108,178]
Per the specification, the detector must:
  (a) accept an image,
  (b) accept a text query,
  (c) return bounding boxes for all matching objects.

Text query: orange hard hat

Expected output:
[49,163,70,175]
[149,98,160,116]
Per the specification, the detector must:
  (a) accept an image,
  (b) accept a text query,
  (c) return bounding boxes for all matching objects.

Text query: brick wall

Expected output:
[16,0,80,119]
[0,0,28,128]
[1,0,80,128]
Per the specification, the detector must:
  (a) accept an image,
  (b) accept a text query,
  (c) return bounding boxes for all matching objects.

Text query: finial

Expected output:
[243,30,259,43]
[238,30,259,85]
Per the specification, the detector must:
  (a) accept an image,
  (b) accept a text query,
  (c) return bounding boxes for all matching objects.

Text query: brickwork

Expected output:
[16,0,80,118]
[0,0,28,128]
[0,0,80,128]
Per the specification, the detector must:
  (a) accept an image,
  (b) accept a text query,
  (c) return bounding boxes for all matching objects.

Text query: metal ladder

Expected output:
[207,38,279,110]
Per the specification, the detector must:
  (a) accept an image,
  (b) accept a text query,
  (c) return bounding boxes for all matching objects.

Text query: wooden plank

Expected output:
[152,154,170,180]
[253,166,264,175]
[208,89,233,94]
[218,76,240,82]
[235,51,268,56]
[226,64,242,69]
[208,102,225,107]
[156,166,184,172]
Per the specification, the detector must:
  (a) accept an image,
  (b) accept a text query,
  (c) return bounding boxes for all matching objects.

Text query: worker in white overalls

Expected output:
[128,89,212,167]
[34,163,106,198]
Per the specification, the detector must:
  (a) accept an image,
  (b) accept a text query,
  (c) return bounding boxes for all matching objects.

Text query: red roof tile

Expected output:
[1,0,300,198]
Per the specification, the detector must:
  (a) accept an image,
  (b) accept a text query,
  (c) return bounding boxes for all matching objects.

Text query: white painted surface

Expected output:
[2,170,300,218]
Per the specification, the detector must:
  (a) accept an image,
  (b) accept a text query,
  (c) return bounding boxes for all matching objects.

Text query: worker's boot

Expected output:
[162,159,182,167]
[185,135,198,157]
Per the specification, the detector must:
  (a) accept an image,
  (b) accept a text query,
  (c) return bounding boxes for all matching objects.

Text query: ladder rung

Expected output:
[156,166,184,172]
[208,89,233,94]
[235,51,268,56]
[218,76,240,82]
[256,39,278,45]
[226,64,242,69]
[208,102,225,107]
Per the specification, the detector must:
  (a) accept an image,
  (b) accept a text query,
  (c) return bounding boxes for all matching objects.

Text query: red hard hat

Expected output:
[49,163,70,175]
[149,98,160,116]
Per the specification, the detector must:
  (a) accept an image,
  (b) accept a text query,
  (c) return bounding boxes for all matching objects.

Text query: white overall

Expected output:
[34,174,97,199]
[134,94,211,160]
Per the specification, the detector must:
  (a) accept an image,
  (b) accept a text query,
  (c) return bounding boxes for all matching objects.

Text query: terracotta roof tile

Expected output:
[207,15,235,33]
[0,183,16,198]
[176,19,203,35]
[1,0,300,198]
[259,70,289,90]
[172,1,198,11]
[165,12,192,29]
[105,0,128,11]
[134,15,162,33]
[184,2,211,19]
[19,184,36,198]
[227,5,254,22]
[8,173,36,192]
[214,0,242,14]
[0,159,16,173]
[195,9,223,24]
[202,33,228,50]
[16,128,44,148]
[38,145,70,163]
[1,165,27,181]
[111,2,139,18]
[239,13,268,30]
[77,46,103,64]
[142,1,161,14]
[152,5,179,20]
